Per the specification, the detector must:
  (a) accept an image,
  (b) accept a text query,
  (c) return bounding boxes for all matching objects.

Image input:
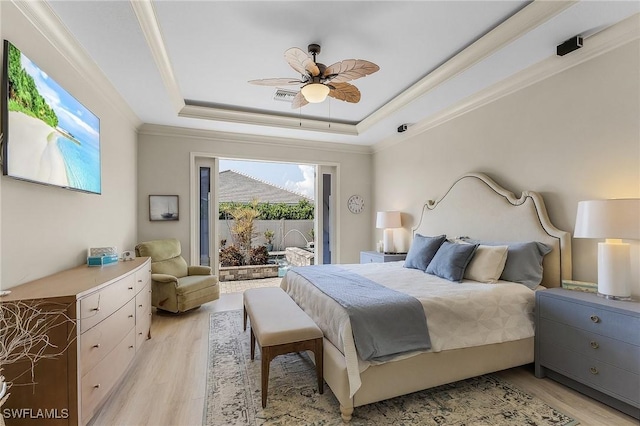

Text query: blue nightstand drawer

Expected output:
[539,318,640,374]
[539,295,640,346]
[540,344,640,406]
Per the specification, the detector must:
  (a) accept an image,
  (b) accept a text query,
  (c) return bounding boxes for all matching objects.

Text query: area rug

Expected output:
[204,310,578,426]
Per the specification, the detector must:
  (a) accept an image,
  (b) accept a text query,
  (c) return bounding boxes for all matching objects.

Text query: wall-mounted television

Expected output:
[1,40,101,194]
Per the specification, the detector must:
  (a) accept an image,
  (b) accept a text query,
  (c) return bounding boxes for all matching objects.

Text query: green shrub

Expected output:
[219,199,314,220]
[219,245,243,267]
[249,246,269,265]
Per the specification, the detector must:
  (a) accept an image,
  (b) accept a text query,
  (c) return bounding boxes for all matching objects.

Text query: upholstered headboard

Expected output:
[413,173,571,288]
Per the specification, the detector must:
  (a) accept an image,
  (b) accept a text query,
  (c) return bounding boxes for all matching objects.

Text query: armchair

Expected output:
[135,238,220,313]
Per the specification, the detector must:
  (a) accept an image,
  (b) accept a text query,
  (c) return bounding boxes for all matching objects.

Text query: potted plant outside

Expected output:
[264,229,275,252]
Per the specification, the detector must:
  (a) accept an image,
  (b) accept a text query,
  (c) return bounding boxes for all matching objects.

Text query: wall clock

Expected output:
[347,195,365,214]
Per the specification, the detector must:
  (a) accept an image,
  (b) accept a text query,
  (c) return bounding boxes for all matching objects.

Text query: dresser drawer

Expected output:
[538,295,640,345]
[136,310,152,350]
[539,318,639,374]
[79,274,137,333]
[81,327,136,424]
[80,299,136,375]
[540,343,640,406]
[135,263,151,294]
[135,282,152,350]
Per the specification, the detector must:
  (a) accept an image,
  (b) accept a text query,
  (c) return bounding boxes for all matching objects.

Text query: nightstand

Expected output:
[360,251,407,264]
[535,288,640,419]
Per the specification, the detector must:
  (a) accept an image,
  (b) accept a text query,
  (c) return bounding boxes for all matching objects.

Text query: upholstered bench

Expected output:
[243,287,324,408]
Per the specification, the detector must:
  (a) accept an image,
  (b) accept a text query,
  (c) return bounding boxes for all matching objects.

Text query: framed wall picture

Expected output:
[149,195,179,221]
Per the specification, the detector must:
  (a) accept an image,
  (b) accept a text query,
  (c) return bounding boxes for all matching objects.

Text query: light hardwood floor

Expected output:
[90,293,637,426]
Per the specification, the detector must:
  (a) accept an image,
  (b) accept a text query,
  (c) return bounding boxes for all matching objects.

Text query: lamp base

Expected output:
[597,292,633,301]
[597,240,631,299]
[382,229,394,254]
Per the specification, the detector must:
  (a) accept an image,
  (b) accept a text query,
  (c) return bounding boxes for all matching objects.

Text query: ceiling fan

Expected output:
[249,44,379,108]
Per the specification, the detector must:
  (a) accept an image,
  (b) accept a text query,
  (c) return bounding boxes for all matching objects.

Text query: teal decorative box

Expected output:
[87,254,119,267]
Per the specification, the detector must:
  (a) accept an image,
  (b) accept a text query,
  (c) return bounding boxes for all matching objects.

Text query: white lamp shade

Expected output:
[574,199,640,240]
[300,83,330,103]
[574,198,639,299]
[376,211,402,229]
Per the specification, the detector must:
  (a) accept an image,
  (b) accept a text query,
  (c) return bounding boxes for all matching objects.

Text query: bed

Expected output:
[280,172,572,422]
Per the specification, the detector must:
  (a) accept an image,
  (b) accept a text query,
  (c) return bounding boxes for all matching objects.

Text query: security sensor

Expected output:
[397,124,408,133]
[557,35,583,56]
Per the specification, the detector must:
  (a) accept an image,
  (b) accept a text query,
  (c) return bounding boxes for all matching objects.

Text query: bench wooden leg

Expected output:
[256,339,324,408]
[261,346,272,408]
[243,306,247,331]
[314,337,324,394]
[250,329,256,360]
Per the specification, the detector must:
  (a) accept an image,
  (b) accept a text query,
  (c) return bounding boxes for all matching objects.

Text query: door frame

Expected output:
[189,152,341,273]
[190,154,219,273]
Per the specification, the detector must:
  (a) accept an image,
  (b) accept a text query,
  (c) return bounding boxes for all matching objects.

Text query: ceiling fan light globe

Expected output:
[301,83,330,103]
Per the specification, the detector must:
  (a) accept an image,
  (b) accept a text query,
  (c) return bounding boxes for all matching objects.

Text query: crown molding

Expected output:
[138,123,372,155]
[11,0,141,131]
[373,12,640,154]
[356,0,576,135]
[179,104,359,136]
[132,0,573,137]
[130,0,184,113]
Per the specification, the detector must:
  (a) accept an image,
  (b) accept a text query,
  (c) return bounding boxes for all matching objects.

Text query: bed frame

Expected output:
[325,172,572,422]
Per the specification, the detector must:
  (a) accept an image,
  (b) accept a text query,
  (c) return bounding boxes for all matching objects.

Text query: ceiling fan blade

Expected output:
[291,91,309,109]
[323,59,379,83]
[328,82,361,103]
[248,78,303,86]
[284,47,320,77]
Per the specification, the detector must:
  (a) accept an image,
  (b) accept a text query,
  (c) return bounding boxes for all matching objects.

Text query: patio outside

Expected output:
[219,276,282,294]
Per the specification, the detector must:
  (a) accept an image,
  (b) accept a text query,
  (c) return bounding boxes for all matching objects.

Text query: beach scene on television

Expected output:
[6,41,100,194]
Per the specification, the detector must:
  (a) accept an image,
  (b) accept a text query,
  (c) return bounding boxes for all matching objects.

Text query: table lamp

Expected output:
[574,199,640,300]
[376,211,402,253]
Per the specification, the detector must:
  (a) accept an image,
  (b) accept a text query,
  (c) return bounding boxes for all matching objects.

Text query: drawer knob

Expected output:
[138,280,142,283]
[94,384,101,389]
[129,345,134,349]
[138,332,143,336]
[128,286,134,290]
[590,341,599,349]
[590,315,600,323]
[589,367,599,375]
[128,314,134,318]
[90,307,100,312]
[92,344,100,349]
[138,304,143,308]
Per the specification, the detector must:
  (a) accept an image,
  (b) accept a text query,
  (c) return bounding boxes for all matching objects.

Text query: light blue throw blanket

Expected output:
[290,265,431,362]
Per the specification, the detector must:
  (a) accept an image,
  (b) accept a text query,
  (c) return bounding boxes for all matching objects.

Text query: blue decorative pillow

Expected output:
[426,241,478,282]
[461,238,552,288]
[404,234,446,271]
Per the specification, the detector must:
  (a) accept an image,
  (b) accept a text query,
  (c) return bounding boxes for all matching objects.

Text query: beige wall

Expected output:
[137,129,372,265]
[0,3,139,289]
[373,40,640,296]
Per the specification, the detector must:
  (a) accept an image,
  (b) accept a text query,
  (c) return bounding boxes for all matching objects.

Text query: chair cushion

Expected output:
[175,275,219,295]
[136,239,188,278]
[136,238,181,260]
[153,257,189,278]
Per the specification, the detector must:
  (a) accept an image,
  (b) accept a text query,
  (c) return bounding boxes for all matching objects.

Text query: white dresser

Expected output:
[2,257,152,426]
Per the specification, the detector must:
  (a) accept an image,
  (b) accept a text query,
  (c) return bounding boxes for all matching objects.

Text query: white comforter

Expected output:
[280,261,536,397]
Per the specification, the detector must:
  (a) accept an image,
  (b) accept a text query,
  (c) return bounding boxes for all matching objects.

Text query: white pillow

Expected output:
[463,244,508,283]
